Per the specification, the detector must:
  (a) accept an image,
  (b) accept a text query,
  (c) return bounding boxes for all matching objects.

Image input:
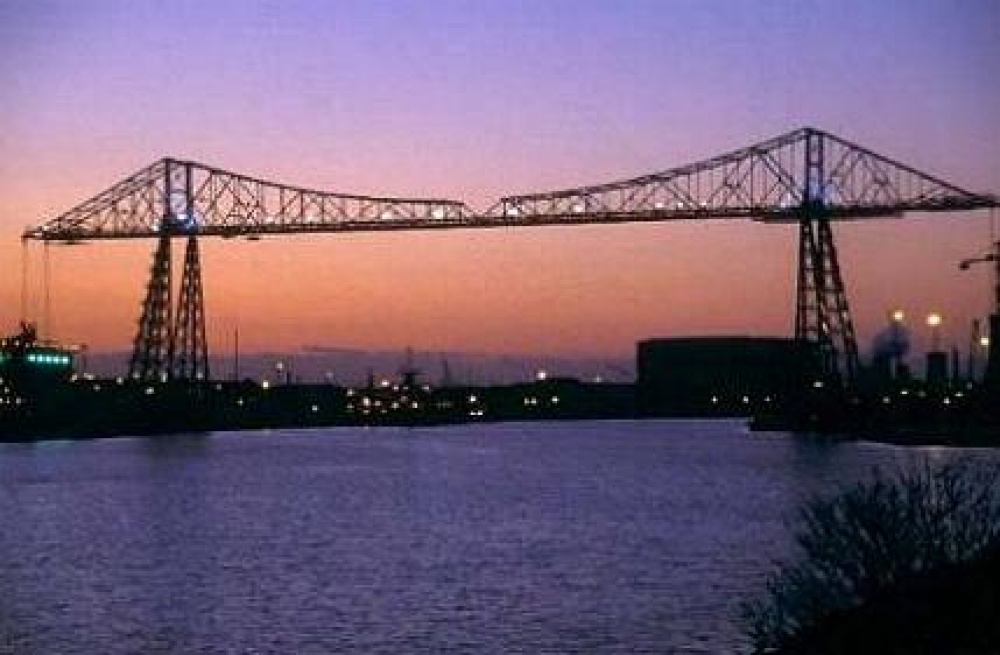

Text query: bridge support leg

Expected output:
[128,233,211,382]
[173,235,210,381]
[795,212,860,386]
[129,232,173,381]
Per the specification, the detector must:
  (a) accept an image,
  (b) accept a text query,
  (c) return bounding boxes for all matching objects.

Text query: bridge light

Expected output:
[926,313,942,327]
[981,336,991,348]
[572,203,585,214]
[891,309,905,323]
[380,210,394,220]
[431,207,446,219]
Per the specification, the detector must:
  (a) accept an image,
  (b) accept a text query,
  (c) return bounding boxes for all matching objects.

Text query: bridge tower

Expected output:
[129,231,173,380]
[128,161,210,382]
[794,130,860,386]
[171,235,210,381]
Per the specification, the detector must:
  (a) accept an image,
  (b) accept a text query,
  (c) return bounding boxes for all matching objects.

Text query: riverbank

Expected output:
[770,543,1000,654]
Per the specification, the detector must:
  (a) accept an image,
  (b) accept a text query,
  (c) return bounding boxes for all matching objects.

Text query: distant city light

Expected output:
[536,369,548,381]
[981,336,991,348]
[891,309,905,322]
[927,313,943,351]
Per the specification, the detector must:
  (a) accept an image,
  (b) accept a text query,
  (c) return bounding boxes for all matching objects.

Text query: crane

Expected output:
[959,240,1000,314]
[959,234,1000,384]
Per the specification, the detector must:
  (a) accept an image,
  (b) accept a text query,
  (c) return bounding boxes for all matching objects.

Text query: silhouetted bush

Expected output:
[744,461,1000,653]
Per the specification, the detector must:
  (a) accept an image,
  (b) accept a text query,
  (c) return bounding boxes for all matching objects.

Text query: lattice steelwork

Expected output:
[129,232,173,380]
[172,236,210,381]
[24,127,998,387]
[24,159,473,241]
[793,131,861,383]
[492,127,995,224]
[25,128,996,241]
[127,234,210,382]
[796,213,860,383]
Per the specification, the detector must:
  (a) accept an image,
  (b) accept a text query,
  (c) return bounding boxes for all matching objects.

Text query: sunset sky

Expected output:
[1,0,998,362]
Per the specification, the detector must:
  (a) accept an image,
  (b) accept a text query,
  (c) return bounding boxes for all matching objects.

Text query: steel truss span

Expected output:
[495,127,995,223]
[20,127,998,385]
[24,159,475,242]
[22,127,997,242]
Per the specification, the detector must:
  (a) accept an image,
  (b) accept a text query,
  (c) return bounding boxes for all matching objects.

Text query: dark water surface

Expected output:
[1,420,995,654]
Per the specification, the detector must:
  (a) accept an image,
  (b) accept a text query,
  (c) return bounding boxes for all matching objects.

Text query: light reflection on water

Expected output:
[0,420,994,654]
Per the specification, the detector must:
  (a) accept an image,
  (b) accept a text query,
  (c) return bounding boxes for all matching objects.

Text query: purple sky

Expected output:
[1,0,998,361]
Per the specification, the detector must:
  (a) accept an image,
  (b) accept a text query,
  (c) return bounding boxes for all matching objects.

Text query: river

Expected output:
[1,420,995,654]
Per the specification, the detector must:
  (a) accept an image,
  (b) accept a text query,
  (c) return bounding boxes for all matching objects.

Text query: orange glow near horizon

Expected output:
[2,195,994,360]
[4,217,802,356]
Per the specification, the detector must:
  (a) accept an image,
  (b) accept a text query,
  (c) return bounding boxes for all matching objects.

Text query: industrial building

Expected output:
[636,337,817,416]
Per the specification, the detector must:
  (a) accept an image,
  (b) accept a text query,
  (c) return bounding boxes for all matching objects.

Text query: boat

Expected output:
[1,322,76,425]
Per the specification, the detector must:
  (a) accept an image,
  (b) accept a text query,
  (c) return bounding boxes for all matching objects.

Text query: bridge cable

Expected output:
[990,205,996,245]
[43,241,52,341]
[19,239,29,325]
